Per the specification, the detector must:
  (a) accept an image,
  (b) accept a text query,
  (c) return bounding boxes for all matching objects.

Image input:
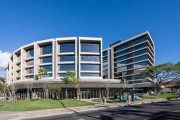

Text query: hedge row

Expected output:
[167,95,180,99]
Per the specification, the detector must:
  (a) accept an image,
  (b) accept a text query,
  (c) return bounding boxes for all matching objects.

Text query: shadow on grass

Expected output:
[59,100,66,108]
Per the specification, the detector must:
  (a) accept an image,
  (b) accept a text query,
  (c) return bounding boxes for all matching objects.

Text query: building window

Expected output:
[59,73,67,77]
[133,43,147,51]
[60,56,75,62]
[27,60,34,66]
[103,66,108,71]
[115,50,126,57]
[133,75,141,80]
[47,73,52,77]
[134,55,147,62]
[134,61,148,68]
[81,64,100,71]
[81,43,100,53]
[133,36,147,45]
[42,45,52,55]
[27,68,34,74]
[115,55,127,62]
[60,43,75,53]
[115,44,126,52]
[60,64,75,71]
[41,65,52,71]
[81,56,100,62]
[114,61,127,67]
[115,66,127,72]
[103,51,107,56]
[26,75,34,79]
[103,57,107,61]
[81,73,100,77]
[41,57,52,63]
[27,49,34,58]
[133,49,147,56]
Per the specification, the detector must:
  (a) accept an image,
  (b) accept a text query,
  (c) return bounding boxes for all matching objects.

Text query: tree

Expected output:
[0,84,5,94]
[61,69,81,100]
[175,81,180,92]
[70,73,81,100]
[61,69,73,100]
[49,86,61,99]
[0,84,7,101]
[141,62,180,94]
[10,84,18,104]
[23,81,33,100]
[35,68,50,101]
[0,77,5,85]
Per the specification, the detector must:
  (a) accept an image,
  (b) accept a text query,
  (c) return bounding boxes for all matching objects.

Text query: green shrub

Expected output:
[161,92,166,95]
[167,95,180,99]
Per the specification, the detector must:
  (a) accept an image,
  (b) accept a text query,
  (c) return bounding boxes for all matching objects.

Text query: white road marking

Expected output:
[144,109,180,120]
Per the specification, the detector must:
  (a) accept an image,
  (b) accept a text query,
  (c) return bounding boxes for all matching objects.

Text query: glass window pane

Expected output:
[41,65,52,71]
[81,43,100,53]
[103,51,107,56]
[115,44,126,52]
[60,43,75,53]
[60,56,75,62]
[81,56,100,62]
[81,73,100,77]
[41,57,52,63]
[81,64,100,71]
[60,64,75,71]
[42,45,52,55]
[133,36,147,45]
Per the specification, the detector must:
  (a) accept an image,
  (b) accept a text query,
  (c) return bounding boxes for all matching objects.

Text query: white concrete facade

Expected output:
[5,37,103,85]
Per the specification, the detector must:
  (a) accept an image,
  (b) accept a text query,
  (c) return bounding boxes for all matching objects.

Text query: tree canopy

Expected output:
[61,69,80,86]
[141,62,180,93]
[35,68,48,80]
[0,77,5,82]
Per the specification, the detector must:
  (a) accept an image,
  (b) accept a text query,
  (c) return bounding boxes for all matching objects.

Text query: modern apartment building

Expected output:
[5,37,102,85]
[103,31,155,83]
[102,48,111,79]
[4,32,155,99]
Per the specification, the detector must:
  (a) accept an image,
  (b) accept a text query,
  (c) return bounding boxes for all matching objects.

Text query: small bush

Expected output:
[161,92,166,95]
[167,95,180,99]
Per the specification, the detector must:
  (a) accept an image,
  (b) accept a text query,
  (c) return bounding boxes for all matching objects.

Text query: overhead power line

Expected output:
[169,55,180,62]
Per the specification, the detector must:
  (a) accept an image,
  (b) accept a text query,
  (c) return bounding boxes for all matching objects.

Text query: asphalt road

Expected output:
[25,100,180,120]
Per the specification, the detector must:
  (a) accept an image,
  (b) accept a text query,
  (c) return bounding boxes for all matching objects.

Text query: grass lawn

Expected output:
[142,93,179,99]
[0,99,93,111]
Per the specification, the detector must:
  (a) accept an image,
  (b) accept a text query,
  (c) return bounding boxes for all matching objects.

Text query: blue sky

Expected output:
[0,0,180,77]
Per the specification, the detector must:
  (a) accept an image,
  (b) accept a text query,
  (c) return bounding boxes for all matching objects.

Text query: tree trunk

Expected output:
[46,89,49,101]
[43,89,46,101]
[27,89,30,100]
[106,88,109,97]
[78,88,81,101]
[66,84,68,100]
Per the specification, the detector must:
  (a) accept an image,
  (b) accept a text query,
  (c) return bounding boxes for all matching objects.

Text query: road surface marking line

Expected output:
[144,109,180,120]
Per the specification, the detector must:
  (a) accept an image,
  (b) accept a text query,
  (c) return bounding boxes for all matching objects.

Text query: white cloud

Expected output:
[0,51,11,71]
